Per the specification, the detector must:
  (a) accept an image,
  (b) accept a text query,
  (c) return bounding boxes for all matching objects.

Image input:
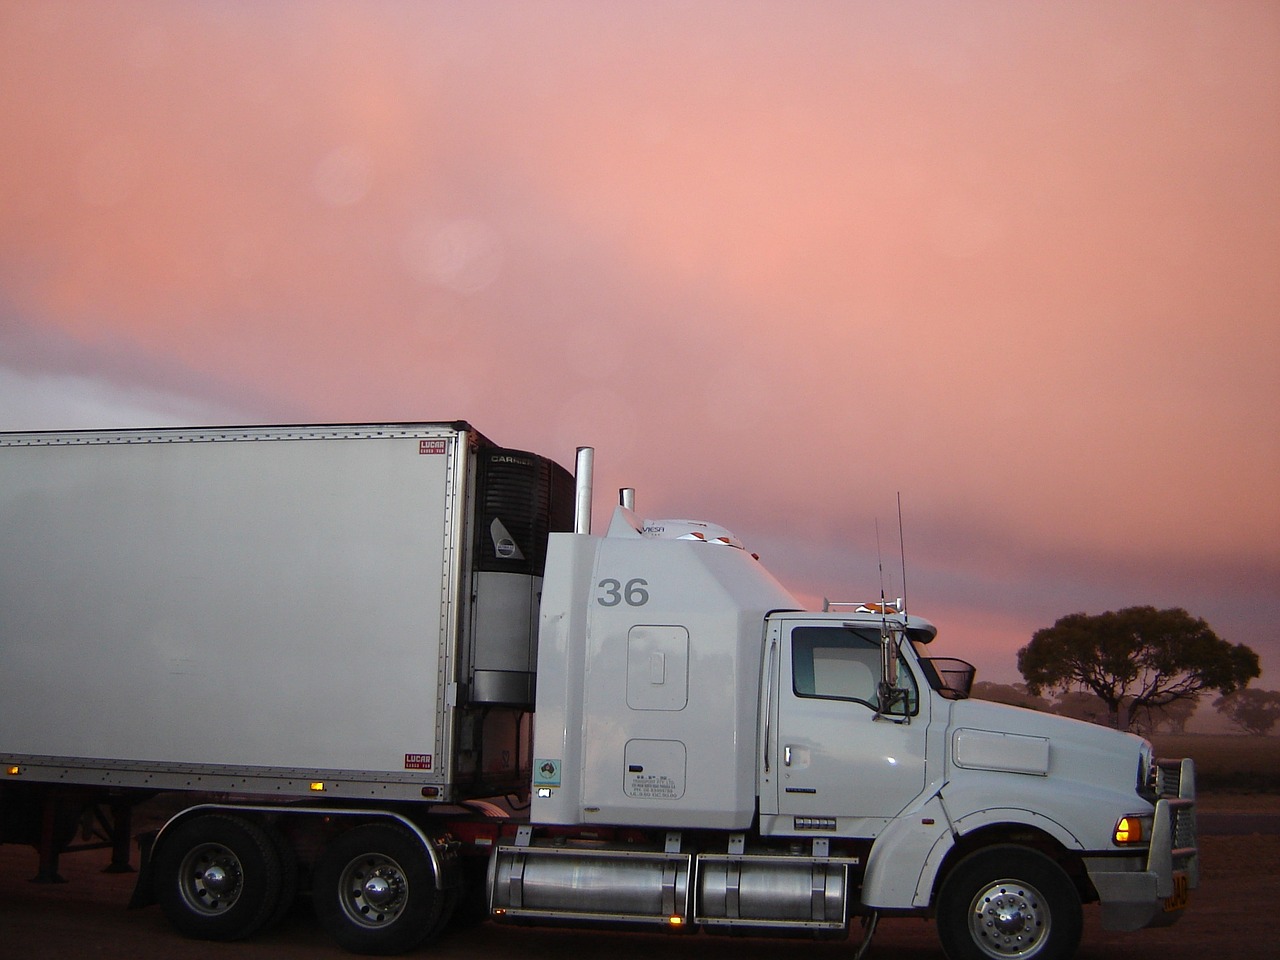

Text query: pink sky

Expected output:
[2,1,1278,692]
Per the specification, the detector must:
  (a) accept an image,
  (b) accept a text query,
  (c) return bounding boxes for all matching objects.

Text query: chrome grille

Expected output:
[1154,758,1192,798]
[1169,799,1198,851]
[1157,762,1203,890]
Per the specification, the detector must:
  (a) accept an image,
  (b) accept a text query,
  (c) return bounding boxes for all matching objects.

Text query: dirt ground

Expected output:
[2,794,1276,960]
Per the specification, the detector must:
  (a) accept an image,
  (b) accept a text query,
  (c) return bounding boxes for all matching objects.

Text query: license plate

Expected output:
[1163,871,1190,912]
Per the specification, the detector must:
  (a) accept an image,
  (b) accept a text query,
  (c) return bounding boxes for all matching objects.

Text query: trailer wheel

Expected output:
[936,846,1082,960]
[313,823,443,956]
[153,814,282,941]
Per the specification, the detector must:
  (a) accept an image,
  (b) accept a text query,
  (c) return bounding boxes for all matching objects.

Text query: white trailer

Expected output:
[1,425,1198,959]
[0,422,572,800]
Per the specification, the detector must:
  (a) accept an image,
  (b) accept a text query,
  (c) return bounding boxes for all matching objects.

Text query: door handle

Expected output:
[784,745,792,766]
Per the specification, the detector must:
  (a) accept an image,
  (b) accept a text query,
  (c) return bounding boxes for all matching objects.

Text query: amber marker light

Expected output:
[310,781,326,792]
[668,916,685,927]
[1113,815,1150,844]
[5,765,20,776]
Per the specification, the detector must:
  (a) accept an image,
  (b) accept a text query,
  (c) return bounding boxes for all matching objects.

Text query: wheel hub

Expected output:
[200,862,237,898]
[988,891,1033,936]
[179,843,244,914]
[340,855,409,927]
[362,870,401,908]
[969,880,1049,958]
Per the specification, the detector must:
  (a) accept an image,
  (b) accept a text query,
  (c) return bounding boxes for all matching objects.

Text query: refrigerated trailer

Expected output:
[1,423,1198,959]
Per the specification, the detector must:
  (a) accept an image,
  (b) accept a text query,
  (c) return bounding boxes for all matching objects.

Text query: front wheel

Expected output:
[936,846,1082,960]
[313,823,444,956]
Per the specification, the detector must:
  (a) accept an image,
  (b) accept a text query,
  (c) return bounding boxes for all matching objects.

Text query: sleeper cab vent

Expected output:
[474,446,575,577]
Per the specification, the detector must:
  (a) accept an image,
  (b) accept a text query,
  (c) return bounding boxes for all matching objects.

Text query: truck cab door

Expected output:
[767,621,928,824]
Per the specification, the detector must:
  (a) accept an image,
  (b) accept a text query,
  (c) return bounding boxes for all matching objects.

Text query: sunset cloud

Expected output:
[2,1,1277,691]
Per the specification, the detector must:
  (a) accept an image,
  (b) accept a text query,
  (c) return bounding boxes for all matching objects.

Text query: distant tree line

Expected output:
[1213,688,1280,736]
[971,680,1221,734]
[973,606,1276,735]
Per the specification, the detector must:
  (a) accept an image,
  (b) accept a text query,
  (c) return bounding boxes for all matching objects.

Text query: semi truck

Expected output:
[0,422,1198,959]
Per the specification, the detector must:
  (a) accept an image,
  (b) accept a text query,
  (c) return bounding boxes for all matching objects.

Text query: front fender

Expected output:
[861,794,952,909]
[862,789,1086,910]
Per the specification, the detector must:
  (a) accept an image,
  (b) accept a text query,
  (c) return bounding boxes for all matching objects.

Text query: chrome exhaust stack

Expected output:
[574,446,594,535]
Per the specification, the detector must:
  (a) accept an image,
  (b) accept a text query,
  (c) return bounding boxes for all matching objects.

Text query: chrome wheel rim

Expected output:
[337,852,409,929]
[967,876,1051,959]
[177,842,244,916]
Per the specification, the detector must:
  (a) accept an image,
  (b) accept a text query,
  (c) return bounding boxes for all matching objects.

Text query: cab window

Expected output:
[791,626,918,715]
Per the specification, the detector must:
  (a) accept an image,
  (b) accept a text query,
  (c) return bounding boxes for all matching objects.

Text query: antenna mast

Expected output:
[875,519,885,609]
[897,492,908,619]
[874,515,906,720]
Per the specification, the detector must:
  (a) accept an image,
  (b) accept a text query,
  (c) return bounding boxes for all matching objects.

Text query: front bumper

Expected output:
[1085,758,1198,931]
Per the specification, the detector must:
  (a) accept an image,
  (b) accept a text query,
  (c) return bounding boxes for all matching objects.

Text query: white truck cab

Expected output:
[511,495,1198,959]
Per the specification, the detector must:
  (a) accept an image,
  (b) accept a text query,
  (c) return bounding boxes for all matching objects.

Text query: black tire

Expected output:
[260,818,299,931]
[312,823,444,956]
[936,845,1082,960]
[153,814,282,941]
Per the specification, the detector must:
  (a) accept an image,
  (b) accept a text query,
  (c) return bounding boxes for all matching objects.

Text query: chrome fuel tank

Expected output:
[489,843,692,924]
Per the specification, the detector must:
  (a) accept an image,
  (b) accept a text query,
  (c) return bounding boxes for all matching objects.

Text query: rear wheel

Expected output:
[153,814,282,941]
[313,823,444,955]
[936,846,1082,960]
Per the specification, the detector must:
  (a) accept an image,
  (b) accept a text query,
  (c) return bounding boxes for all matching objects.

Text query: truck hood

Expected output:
[948,697,1148,794]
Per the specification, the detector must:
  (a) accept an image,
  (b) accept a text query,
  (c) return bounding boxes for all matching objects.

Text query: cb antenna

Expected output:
[897,492,908,620]
[875,515,905,721]
[875,519,887,614]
